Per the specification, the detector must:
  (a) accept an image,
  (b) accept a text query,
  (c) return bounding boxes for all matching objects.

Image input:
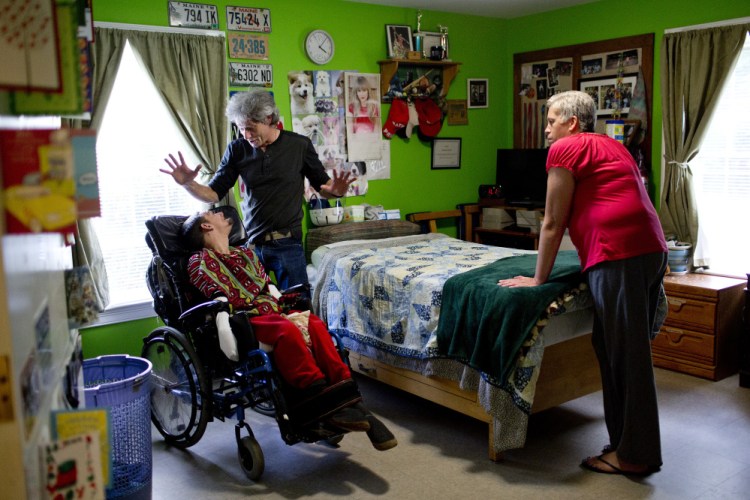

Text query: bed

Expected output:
[306,207,601,460]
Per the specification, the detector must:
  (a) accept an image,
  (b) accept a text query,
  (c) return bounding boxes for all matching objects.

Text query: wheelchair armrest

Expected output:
[179,299,230,322]
[280,283,310,296]
[279,283,312,312]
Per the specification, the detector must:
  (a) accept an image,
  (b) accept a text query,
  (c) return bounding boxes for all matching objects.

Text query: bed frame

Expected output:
[346,207,601,461]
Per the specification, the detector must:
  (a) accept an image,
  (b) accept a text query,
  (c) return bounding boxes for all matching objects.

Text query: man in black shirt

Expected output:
[162,90,352,294]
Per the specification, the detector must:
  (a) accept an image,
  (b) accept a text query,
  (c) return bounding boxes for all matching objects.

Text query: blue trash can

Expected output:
[84,355,153,500]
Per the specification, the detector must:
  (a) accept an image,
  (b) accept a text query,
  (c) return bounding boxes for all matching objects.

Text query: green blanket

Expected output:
[436,251,583,384]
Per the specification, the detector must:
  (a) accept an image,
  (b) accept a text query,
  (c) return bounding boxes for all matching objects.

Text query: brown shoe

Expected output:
[366,415,398,451]
[327,407,370,432]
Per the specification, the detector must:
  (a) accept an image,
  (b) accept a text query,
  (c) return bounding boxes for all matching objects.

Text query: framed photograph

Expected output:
[579,74,637,116]
[446,100,468,125]
[622,119,641,147]
[467,78,488,109]
[431,138,462,169]
[386,25,413,59]
[421,31,449,59]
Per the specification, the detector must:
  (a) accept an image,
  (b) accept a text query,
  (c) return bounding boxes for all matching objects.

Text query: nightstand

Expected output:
[652,273,745,380]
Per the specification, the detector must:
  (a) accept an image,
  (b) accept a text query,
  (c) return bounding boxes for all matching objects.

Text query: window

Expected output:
[692,33,750,277]
[93,41,204,312]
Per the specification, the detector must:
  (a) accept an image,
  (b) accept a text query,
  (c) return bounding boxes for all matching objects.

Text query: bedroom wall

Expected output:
[92,0,509,218]
[81,0,749,357]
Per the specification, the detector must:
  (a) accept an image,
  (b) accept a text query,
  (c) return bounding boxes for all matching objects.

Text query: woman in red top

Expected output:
[499,91,667,477]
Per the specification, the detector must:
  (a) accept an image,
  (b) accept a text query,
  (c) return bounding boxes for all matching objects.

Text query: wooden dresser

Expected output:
[652,273,745,380]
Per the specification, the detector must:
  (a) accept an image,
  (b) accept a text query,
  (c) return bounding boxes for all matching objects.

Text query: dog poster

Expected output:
[290,70,377,200]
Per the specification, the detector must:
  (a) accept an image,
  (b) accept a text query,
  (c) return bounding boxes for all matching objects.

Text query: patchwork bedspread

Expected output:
[314,233,530,359]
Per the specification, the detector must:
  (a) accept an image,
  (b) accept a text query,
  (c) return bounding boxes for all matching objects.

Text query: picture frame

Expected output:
[431,138,462,169]
[467,78,488,109]
[385,25,413,59]
[446,100,468,125]
[421,31,449,59]
[578,74,637,116]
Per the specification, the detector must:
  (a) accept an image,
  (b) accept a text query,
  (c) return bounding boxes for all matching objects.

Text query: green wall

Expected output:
[82,0,750,357]
[93,0,508,217]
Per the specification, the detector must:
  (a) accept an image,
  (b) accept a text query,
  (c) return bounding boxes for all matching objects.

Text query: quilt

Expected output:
[315,233,531,359]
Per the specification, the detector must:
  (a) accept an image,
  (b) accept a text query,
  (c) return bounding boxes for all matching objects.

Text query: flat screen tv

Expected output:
[496,148,549,208]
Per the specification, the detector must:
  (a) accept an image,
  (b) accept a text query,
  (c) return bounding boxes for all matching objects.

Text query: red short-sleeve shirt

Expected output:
[546,133,667,271]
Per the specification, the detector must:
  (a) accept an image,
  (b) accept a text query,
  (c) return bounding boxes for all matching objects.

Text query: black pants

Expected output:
[586,251,668,467]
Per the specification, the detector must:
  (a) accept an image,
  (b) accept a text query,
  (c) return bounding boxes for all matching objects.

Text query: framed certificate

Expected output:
[431,138,461,169]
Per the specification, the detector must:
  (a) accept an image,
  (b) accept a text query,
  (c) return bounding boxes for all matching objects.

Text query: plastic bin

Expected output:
[84,355,153,500]
[668,243,692,275]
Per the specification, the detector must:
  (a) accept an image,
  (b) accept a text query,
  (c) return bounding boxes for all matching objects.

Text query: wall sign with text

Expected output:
[228,33,269,60]
[229,62,273,86]
[168,2,219,30]
[226,6,271,32]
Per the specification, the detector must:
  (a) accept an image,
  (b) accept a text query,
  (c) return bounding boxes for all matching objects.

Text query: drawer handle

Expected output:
[357,363,376,374]
[667,297,687,311]
[661,327,700,345]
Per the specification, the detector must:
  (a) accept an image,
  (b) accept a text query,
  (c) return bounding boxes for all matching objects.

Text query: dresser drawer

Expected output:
[652,325,715,364]
[665,296,716,330]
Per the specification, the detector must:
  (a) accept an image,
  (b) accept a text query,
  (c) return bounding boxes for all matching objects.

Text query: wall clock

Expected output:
[305,29,334,65]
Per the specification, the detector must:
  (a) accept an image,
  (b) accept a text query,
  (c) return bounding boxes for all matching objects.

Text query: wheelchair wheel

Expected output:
[249,394,276,418]
[142,326,210,448]
[238,435,265,481]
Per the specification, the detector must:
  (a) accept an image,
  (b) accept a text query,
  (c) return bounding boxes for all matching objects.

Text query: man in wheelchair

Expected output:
[180,208,397,451]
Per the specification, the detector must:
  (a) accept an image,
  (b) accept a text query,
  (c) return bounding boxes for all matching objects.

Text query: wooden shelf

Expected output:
[378,59,461,100]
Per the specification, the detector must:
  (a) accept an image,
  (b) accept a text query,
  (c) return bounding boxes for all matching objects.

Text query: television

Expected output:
[496,148,549,208]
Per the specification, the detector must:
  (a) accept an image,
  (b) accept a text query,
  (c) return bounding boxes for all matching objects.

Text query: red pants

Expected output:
[249,313,351,389]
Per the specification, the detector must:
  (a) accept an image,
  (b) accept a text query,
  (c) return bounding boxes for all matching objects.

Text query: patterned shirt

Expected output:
[187,246,280,315]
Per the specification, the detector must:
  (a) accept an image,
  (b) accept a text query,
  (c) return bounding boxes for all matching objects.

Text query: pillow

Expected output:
[305,219,421,261]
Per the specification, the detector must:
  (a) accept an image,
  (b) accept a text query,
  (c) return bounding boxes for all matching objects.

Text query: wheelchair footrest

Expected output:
[286,379,362,427]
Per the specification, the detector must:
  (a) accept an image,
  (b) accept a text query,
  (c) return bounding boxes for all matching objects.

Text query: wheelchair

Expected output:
[142,206,362,481]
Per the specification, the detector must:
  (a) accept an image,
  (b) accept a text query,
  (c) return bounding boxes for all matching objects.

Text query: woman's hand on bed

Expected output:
[498,276,541,288]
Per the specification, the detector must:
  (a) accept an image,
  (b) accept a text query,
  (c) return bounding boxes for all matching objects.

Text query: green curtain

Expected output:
[659,24,749,264]
[125,30,229,187]
[64,27,130,311]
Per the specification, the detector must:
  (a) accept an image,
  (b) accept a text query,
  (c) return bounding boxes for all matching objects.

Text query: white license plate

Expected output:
[168,2,218,29]
[226,6,271,32]
[229,62,273,86]
[228,33,269,60]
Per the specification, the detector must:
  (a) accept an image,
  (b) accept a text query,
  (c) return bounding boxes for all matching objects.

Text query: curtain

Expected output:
[125,30,229,189]
[73,26,229,310]
[659,24,749,267]
[63,28,130,311]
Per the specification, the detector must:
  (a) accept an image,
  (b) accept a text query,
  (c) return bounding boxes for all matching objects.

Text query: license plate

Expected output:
[229,62,273,86]
[228,33,269,60]
[226,6,271,32]
[168,2,219,29]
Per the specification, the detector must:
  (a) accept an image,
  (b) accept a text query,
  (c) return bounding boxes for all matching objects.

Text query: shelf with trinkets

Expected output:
[378,59,461,103]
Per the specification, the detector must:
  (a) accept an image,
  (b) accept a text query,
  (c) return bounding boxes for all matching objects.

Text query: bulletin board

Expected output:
[513,33,654,162]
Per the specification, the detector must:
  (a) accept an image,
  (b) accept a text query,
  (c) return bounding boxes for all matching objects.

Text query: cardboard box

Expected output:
[482,207,514,229]
[377,209,401,220]
[516,210,541,231]
[344,205,365,222]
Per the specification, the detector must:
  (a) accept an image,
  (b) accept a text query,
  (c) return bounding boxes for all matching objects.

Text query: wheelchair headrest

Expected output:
[145,205,247,258]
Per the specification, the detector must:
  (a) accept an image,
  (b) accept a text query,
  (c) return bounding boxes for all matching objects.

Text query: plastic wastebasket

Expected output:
[84,355,153,500]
